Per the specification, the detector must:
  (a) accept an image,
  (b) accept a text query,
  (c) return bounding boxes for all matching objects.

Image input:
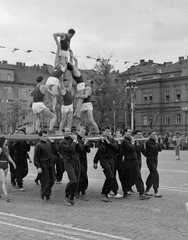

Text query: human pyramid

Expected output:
[0,29,163,206]
[31,28,99,135]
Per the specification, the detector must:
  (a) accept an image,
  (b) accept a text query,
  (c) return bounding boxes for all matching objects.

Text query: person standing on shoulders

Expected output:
[53,29,75,66]
[31,76,57,134]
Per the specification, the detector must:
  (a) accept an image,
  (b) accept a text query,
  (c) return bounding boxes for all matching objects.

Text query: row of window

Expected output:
[143,114,181,126]
[143,90,182,103]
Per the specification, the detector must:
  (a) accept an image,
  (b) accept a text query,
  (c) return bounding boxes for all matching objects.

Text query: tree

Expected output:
[84,52,121,129]
[5,101,29,133]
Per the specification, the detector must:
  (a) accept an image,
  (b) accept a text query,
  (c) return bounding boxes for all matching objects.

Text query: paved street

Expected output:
[0,148,188,240]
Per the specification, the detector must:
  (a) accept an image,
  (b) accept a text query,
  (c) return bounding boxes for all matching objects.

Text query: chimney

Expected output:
[2,60,7,64]
[140,59,145,65]
[23,63,25,68]
[148,60,153,64]
[43,63,47,72]
[16,62,22,68]
[164,62,172,67]
[179,56,184,62]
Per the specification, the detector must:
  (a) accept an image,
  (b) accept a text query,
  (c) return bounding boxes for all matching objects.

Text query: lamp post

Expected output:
[113,100,116,133]
[126,78,137,132]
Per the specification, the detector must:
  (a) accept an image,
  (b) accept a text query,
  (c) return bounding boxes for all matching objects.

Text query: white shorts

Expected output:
[32,102,48,114]
[81,102,93,112]
[77,82,85,92]
[59,50,69,58]
[46,77,60,88]
[61,104,73,113]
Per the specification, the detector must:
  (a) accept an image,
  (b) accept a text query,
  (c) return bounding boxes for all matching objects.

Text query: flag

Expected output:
[25,50,32,53]
[0,46,5,48]
[12,48,19,53]
[50,51,56,54]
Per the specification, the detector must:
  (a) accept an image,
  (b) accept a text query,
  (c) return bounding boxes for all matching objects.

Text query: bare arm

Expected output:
[78,86,90,99]
[53,32,66,46]
[41,85,56,97]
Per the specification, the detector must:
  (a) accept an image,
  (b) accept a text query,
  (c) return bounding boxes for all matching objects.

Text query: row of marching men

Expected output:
[33,126,162,205]
[0,126,162,204]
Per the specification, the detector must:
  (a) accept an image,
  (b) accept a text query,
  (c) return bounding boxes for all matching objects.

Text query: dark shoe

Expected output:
[70,199,78,206]
[100,194,112,202]
[81,194,89,201]
[63,197,72,206]
[123,193,129,198]
[139,194,150,200]
[154,193,162,198]
[41,193,44,200]
[46,197,54,204]
[6,196,11,202]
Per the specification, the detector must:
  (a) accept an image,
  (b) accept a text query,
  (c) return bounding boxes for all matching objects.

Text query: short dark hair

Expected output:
[68,29,75,35]
[123,128,131,134]
[148,130,155,135]
[0,136,6,148]
[38,130,48,136]
[36,76,43,83]
[101,126,111,132]
[18,128,26,134]
[134,129,141,135]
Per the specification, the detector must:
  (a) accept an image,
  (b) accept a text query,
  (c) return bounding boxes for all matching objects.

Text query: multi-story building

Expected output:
[0,61,52,133]
[118,57,188,134]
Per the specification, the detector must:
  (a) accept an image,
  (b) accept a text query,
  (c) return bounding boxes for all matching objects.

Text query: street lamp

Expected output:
[113,100,116,133]
[126,78,137,132]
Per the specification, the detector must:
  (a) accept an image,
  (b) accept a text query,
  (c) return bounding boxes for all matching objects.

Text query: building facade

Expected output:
[0,61,51,133]
[119,57,188,134]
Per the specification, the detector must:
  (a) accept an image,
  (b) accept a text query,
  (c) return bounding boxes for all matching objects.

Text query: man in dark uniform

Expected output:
[33,130,55,203]
[77,126,91,200]
[12,129,30,191]
[59,127,82,206]
[121,128,150,200]
[93,126,118,202]
[145,130,163,197]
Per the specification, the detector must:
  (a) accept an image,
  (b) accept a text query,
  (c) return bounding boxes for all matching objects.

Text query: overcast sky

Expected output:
[1,0,188,72]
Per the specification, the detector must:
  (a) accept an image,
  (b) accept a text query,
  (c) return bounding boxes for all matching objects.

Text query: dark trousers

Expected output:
[55,157,64,182]
[64,161,80,199]
[146,158,159,193]
[122,160,145,195]
[78,162,88,195]
[100,159,115,195]
[40,161,55,197]
[15,163,28,188]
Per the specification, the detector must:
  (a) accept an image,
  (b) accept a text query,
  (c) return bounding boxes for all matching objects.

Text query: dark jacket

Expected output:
[77,135,91,165]
[60,136,82,163]
[121,136,137,160]
[146,138,162,161]
[93,136,118,164]
[134,141,146,161]
[34,140,54,169]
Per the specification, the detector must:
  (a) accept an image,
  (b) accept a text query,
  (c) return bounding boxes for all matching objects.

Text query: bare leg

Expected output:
[86,110,99,133]
[59,112,67,134]
[41,108,57,131]
[0,169,8,196]
[74,89,84,118]
[51,85,59,112]
[35,113,43,132]
[67,111,73,130]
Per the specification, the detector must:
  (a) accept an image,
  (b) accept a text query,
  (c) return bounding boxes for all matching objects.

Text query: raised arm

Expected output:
[53,32,66,47]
